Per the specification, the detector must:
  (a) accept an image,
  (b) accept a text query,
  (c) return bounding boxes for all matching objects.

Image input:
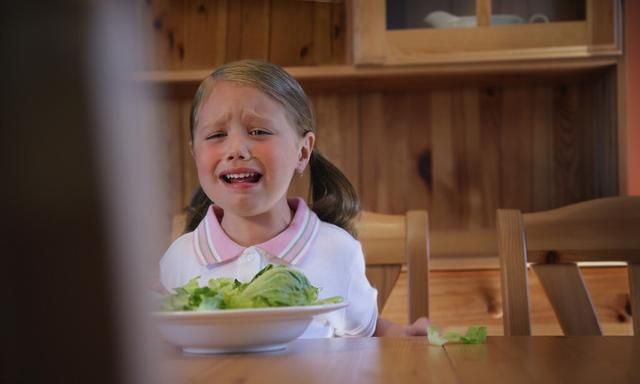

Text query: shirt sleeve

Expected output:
[334,241,378,337]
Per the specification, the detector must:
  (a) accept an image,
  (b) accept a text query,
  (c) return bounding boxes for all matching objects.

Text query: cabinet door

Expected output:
[351,0,622,65]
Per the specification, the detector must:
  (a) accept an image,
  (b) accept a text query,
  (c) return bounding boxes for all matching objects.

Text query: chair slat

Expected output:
[407,210,430,322]
[532,263,602,335]
[497,209,531,336]
[629,264,640,335]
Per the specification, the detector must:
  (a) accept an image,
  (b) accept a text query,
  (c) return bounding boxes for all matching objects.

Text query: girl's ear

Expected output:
[189,141,194,158]
[297,132,315,173]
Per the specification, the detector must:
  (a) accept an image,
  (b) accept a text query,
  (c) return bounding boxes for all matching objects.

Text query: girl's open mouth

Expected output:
[220,172,262,184]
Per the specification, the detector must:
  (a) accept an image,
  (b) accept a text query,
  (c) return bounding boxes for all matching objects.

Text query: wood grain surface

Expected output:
[159,337,640,384]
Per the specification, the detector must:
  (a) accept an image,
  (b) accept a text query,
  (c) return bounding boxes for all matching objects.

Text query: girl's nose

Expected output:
[225,134,252,161]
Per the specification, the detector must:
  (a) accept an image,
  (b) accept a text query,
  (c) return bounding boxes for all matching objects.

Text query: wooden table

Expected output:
[160,337,640,383]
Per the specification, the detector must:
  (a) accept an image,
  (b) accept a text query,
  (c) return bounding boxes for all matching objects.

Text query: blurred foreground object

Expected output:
[1,2,166,383]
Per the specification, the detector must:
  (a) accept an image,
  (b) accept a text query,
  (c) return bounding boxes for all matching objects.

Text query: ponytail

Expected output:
[308,151,360,237]
[184,187,211,233]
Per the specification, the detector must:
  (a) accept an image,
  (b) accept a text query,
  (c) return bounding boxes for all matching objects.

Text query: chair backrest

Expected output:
[497,196,640,336]
[356,210,430,323]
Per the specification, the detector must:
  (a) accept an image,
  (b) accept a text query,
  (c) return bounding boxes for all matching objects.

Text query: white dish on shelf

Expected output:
[424,10,527,28]
[152,301,348,354]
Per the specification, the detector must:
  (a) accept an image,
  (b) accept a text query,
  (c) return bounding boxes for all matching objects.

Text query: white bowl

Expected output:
[152,302,348,354]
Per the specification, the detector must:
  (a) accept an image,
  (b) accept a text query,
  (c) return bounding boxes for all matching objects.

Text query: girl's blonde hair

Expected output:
[186,60,360,236]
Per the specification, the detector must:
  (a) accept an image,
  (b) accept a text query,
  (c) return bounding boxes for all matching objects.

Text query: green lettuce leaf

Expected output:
[427,325,487,346]
[160,264,343,311]
[226,265,320,308]
[427,325,449,346]
[460,326,487,344]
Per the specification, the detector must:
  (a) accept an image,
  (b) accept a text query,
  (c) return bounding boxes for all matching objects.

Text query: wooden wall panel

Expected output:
[161,75,619,235]
[552,84,587,206]
[456,89,484,228]
[138,0,229,69]
[360,92,431,214]
[138,0,185,69]
[311,93,360,190]
[590,73,618,197]
[406,93,432,211]
[478,88,502,228]
[269,0,314,65]
[531,86,554,211]
[241,0,272,59]
[430,87,501,229]
[330,2,347,64]
[311,2,333,64]
[138,0,346,70]
[224,0,244,62]
[500,87,534,211]
[359,93,390,211]
[181,0,228,68]
[431,90,463,228]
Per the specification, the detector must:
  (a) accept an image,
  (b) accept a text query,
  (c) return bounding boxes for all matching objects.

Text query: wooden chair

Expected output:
[356,210,430,323]
[497,196,640,336]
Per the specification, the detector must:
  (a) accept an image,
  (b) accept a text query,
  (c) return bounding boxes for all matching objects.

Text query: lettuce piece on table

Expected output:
[460,326,487,344]
[427,325,487,346]
[427,325,449,346]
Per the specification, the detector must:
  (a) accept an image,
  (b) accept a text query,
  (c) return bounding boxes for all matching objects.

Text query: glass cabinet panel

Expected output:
[491,0,586,26]
[386,0,586,30]
[387,0,476,29]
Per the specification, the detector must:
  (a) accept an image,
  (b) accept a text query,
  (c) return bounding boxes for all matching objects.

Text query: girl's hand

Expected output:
[374,317,431,337]
[404,316,431,336]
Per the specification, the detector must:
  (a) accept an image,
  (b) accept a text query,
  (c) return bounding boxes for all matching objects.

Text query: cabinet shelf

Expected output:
[134,55,617,94]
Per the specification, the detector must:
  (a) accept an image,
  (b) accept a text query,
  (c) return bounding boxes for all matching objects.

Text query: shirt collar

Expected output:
[192,197,320,268]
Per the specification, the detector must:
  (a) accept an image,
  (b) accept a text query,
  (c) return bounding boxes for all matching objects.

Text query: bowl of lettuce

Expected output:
[153,265,347,354]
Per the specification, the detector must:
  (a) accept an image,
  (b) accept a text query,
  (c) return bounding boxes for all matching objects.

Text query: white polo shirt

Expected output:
[159,197,378,338]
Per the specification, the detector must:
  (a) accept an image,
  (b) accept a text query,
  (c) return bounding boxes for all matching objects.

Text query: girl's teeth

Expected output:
[227,173,255,179]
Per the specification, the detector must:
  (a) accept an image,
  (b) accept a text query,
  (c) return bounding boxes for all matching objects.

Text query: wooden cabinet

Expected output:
[352,0,622,65]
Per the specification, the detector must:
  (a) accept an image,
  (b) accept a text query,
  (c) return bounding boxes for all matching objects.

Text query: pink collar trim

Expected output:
[192,197,320,267]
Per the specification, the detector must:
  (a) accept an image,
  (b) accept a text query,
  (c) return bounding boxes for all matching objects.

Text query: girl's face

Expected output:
[191,81,314,219]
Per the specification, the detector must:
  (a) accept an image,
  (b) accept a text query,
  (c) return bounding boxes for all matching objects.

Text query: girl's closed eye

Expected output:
[249,128,272,136]
[205,130,226,140]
